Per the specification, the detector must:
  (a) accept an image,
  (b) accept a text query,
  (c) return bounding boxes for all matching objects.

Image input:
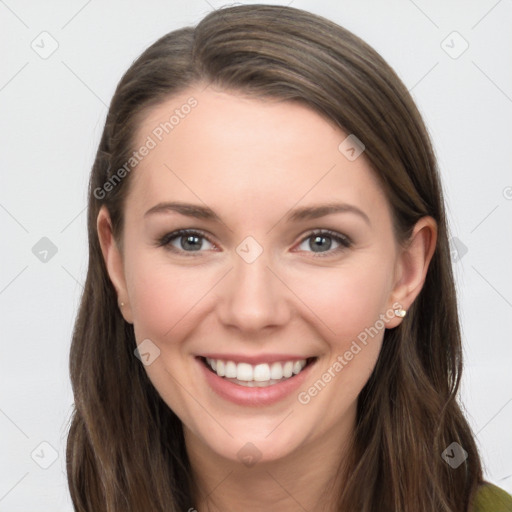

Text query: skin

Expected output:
[97,85,437,511]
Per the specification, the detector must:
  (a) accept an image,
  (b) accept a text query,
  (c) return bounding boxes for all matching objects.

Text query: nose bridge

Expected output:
[218,239,289,331]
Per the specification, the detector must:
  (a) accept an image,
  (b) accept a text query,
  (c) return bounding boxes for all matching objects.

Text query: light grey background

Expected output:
[1,0,511,509]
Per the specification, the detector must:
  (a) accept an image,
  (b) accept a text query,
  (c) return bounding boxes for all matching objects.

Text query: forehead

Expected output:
[127,86,388,225]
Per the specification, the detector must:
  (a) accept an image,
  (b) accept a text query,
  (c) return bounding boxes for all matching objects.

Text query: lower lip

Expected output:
[197,357,316,407]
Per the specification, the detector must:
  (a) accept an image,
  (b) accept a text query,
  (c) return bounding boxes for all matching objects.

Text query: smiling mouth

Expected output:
[198,356,317,387]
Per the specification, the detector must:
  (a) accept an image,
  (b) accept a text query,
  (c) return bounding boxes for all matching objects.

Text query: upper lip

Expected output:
[198,353,315,365]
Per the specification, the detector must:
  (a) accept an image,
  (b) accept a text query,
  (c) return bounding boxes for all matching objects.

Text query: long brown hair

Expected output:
[66,4,484,510]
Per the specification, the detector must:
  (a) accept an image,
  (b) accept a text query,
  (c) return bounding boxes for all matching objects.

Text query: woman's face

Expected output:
[100,85,421,465]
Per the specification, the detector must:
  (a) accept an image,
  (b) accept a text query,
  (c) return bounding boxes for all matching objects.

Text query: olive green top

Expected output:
[473,483,512,511]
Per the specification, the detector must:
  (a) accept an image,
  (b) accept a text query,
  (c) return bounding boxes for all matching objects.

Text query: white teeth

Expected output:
[237,363,253,381]
[204,357,310,384]
[292,361,304,375]
[216,359,225,377]
[253,363,270,381]
[225,361,237,378]
[270,362,283,380]
[283,361,293,378]
[233,379,283,387]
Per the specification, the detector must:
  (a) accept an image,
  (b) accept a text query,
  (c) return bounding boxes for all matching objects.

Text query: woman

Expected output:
[66,4,512,511]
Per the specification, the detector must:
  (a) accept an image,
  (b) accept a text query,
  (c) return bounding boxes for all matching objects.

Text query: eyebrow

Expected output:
[287,203,371,226]
[144,201,371,226]
[145,202,222,221]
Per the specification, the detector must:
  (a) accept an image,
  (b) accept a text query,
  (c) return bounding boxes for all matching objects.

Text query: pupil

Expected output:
[182,235,201,251]
[179,234,333,252]
[310,235,331,252]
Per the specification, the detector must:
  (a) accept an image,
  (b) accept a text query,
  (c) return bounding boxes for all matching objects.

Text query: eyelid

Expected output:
[157,228,352,256]
[294,229,352,256]
[157,229,218,255]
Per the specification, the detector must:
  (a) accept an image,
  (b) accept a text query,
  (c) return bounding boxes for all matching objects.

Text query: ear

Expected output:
[386,216,437,328]
[97,205,133,324]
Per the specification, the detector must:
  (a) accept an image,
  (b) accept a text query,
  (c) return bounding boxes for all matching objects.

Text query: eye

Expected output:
[295,229,352,256]
[157,229,216,255]
[157,228,352,257]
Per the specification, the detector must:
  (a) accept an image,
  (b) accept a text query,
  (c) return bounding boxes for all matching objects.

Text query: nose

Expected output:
[217,250,291,334]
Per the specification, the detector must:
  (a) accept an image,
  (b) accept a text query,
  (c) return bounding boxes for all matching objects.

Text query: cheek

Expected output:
[126,252,217,342]
[293,265,389,415]
[289,261,392,347]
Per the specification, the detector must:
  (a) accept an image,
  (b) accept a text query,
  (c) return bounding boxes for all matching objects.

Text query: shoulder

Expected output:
[472,482,512,512]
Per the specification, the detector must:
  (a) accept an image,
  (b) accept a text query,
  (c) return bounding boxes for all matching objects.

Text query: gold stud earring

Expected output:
[394,308,407,318]
[120,301,125,308]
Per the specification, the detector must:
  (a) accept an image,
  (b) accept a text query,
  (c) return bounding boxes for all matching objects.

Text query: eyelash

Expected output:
[156,229,352,258]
